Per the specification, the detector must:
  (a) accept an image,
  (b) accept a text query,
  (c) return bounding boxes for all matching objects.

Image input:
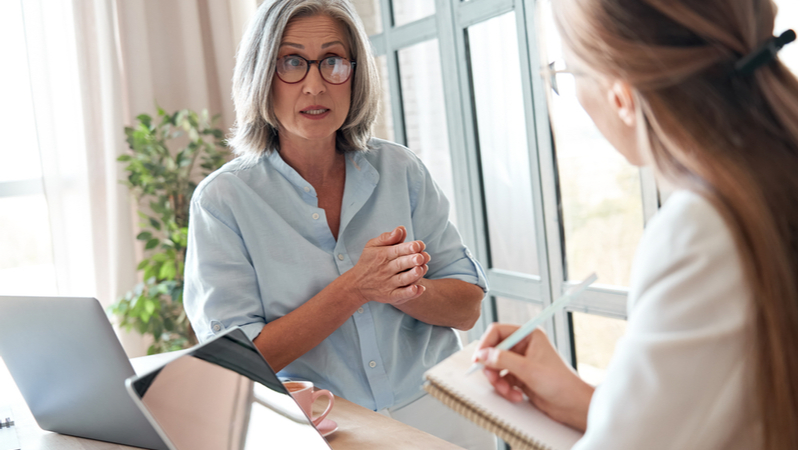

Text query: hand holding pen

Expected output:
[470,273,598,432]
[467,273,597,376]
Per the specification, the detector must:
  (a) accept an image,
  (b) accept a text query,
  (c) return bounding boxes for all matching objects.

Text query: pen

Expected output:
[465,272,598,376]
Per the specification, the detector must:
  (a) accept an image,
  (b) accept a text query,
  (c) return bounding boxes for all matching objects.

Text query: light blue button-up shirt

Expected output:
[184,138,487,410]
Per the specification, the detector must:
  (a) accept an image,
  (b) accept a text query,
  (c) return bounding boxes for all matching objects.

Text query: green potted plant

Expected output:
[109,107,229,354]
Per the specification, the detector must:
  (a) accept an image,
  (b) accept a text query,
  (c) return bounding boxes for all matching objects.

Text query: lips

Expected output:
[300,105,330,115]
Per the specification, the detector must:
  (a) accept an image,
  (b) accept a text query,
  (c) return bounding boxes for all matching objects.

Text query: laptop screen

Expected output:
[127,328,331,450]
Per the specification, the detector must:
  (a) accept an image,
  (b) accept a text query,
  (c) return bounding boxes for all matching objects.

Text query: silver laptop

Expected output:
[0,296,169,450]
[126,327,332,450]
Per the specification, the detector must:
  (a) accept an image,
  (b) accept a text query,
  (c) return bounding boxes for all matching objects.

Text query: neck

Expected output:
[278,132,343,184]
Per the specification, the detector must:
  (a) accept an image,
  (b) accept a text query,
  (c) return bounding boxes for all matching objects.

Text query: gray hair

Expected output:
[229,0,380,160]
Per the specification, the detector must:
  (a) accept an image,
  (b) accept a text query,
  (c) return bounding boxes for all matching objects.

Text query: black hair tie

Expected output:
[733,29,796,76]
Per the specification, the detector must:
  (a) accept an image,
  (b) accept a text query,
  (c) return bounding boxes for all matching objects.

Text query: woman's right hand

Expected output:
[473,323,595,431]
[347,225,431,306]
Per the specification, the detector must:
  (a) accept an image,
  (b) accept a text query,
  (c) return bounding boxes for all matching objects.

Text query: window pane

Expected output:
[469,13,539,275]
[398,40,457,225]
[0,0,43,182]
[541,2,643,286]
[351,0,383,36]
[774,0,799,75]
[495,297,542,326]
[373,55,394,142]
[0,195,57,296]
[393,0,435,28]
[572,312,627,386]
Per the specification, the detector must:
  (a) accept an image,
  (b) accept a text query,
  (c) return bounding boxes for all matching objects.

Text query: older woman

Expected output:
[183,0,493,447]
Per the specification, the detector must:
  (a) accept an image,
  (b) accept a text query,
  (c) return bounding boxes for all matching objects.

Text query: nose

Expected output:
[302,64,326,96]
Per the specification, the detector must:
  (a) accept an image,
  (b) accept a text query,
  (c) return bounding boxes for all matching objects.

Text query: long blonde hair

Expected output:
[553,0,798,448]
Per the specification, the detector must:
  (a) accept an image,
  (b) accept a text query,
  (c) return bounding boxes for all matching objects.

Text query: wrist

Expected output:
[336,269,369,309]
[567,381,594,432]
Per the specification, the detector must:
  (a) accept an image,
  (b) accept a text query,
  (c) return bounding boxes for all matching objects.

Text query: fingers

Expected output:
[475,323,524,352]
[356,227,432,305]
[483,368,524,403]
[387,283,426,305]
[474,346,533,384]
[365,227,427,259]
[390,252,430,274]
[388,240,427,260]
[366,226,406,248]
[393,264,428,286]
[382,226,406,246]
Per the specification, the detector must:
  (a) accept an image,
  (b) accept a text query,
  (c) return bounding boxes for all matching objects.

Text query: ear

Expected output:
[607,80,636,127]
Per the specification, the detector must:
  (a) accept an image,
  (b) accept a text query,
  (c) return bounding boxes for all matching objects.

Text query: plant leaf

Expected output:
[145,238,159,250]
[159,261,176,280]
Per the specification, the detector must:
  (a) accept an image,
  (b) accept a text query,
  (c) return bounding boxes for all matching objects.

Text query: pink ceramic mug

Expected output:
[282,380,334,426]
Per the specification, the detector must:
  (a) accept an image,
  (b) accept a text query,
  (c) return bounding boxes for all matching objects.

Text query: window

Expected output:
[353,0,799,392]
[355,0,644,372]
[536,0,644,381]
[0,0,58,296]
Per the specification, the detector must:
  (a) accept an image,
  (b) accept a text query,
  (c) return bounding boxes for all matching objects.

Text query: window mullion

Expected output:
[379,0,407,147]
[436,0,494,341]
[519,0,573,363]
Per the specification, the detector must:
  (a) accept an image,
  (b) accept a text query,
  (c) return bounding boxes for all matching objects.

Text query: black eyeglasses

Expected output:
[276,55,357,85]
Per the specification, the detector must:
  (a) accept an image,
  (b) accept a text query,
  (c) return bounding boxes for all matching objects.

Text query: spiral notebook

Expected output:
[423,342,583,450]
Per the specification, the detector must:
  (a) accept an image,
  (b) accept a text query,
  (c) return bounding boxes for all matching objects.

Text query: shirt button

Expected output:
[304,186,310,193]
[213,324,221,332]
[312,213,320,220]
[338,253,344,261]
[466,249,472,257]
[369,361,377,368]
[357,307,364,314]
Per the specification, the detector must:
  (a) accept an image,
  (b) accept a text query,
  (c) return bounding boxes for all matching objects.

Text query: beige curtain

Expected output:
[23,0,256,356]
[115,0,257,133]
[112,0,257,355]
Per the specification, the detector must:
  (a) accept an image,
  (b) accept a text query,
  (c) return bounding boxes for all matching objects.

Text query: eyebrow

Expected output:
[280,41,346,50]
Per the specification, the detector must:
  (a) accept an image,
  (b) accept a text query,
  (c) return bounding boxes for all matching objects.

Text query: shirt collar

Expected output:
[267,150,313,193]
[266,149,379,192]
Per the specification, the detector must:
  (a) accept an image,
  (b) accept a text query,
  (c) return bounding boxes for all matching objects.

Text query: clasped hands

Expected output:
[348,225,430,306]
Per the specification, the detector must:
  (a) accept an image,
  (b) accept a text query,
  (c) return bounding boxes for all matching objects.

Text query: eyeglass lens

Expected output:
[277,56,353,84]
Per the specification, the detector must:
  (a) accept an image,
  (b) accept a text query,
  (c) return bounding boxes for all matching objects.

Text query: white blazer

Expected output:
[573,190,760,449]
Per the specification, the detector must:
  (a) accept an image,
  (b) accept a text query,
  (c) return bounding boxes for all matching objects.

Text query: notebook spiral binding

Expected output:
[423,379,552,450]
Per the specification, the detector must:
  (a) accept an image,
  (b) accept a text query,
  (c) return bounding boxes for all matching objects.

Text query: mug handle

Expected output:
[310,389,335,426]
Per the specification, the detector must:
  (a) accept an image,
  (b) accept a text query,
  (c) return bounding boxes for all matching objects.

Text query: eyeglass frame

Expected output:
[275,55,357,85]
[541,61,588,96]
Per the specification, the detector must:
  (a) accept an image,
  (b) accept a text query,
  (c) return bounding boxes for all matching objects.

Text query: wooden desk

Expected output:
[314,395,461,450]
[0,356,461,450]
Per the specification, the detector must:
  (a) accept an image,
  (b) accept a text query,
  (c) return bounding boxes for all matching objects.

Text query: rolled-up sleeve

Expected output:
[408,155,488,292]
[184,195,266,342]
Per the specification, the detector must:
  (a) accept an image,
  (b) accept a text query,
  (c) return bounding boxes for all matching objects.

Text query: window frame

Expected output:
[364,0,660,364]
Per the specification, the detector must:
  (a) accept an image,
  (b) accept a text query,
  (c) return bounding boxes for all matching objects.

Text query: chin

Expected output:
[302,128,339,141]
[293,121,336,136]
[622,152,645,167]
